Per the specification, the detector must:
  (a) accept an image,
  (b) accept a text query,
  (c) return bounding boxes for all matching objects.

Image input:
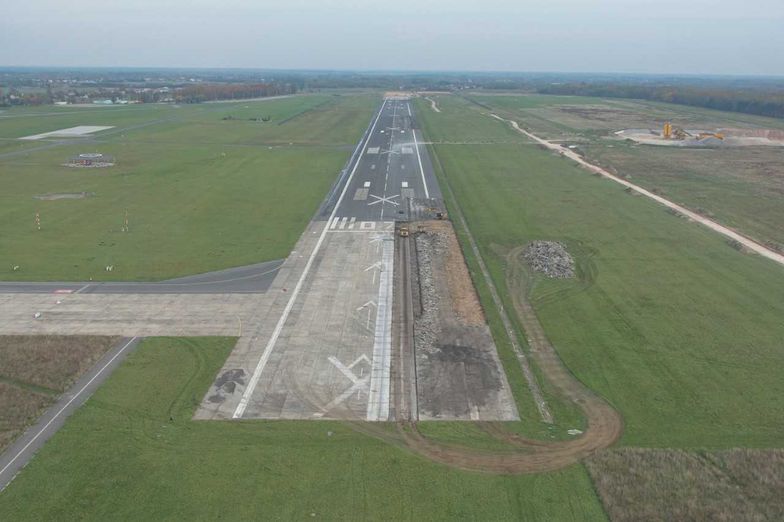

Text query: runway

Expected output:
[198,97,442,421]
[319,97,441,222]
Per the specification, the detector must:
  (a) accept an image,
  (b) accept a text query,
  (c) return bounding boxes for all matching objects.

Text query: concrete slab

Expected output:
[0,292,263,336]
[196,221,396,420]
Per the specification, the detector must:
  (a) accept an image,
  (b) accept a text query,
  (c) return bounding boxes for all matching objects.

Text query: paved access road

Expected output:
[0,337,141,492]
[0,259,282,294]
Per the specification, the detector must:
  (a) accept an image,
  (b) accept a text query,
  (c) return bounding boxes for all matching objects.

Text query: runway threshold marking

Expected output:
[232,99,389,419]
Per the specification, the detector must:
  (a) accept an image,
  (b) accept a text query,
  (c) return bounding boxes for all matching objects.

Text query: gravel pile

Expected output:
[523,241,575,278]
[414,233,444,354]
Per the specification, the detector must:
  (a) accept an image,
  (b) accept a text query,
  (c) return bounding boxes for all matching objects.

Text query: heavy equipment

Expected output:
[663,122,690,140]
[697,132,725,140]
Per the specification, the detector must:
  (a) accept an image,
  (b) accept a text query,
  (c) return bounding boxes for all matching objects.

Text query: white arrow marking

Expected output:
[356,300,377,311]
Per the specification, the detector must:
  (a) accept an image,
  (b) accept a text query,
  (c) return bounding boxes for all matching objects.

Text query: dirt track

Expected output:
[492,115,784,268]
[425,97,441,113]
[379,245,622,473]
[353,148,623,474]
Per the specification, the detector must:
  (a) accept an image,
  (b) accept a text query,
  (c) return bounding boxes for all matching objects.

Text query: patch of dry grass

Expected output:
[0,335,119,392]
[0,336,119,453]
[0,382,53,452]
[586,448,784,521]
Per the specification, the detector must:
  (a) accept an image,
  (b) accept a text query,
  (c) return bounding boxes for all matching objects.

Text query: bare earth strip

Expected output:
[491,114,784,268]
[425,97,441,113]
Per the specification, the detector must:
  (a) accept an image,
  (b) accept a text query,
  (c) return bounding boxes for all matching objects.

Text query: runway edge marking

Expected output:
[410,101,430,199]
[232,98,390,419]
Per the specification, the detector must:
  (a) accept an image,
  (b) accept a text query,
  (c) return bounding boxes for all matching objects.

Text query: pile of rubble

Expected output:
[523,241,575,278]
[414,232,444,354]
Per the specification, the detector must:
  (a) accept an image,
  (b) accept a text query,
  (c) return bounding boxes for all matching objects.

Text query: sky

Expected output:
[2,0,784,76]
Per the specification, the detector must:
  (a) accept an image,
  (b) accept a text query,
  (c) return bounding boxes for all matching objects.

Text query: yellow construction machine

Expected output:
[664,123,723,141]
[663,122,690,140]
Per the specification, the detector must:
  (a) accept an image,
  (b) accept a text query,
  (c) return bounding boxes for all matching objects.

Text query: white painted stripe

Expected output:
[348,217,356,229]
[412,127,430,199]
[366,236,394,421]
[0,337,137,482]
[338,217,349,230]
[233,99,389,419]
[329,217,339,230]
[402,181,408,188]
[364,181,371,188]
[407,103,412,117]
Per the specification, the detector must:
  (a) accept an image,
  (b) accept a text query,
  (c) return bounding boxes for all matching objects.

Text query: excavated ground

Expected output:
[411,220,518,421]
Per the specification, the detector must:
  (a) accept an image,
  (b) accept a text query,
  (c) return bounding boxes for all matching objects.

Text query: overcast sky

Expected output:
[2,0,783,75]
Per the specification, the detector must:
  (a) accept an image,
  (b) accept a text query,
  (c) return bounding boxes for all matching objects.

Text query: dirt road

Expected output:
[492,115,784,268]
[425,97,441,113]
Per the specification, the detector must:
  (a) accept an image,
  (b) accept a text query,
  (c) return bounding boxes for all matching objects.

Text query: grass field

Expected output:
[466,93,784,251]
[416,95,784,449]
[586,448,784,521]
[0,337,606,521]
[0,94,377,281]
[0,336,118,452]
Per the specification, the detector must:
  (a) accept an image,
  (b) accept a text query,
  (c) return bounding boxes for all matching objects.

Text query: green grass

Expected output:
[0,94,378,281]
[469,92,784,250]
[415,96,784,449]
[0,337,606,521]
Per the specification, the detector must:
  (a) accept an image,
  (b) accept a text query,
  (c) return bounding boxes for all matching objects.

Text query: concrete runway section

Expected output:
[197,221,396,420]
[0,259,283,294]
[0,293,265,336]
[199,97,517,422]
[199,99,403,420]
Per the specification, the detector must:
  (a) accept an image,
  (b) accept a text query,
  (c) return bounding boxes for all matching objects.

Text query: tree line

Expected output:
[537,83,784,119]
[175,82,296,103]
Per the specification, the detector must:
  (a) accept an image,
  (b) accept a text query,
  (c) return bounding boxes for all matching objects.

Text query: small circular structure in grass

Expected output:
[63,153,115,168]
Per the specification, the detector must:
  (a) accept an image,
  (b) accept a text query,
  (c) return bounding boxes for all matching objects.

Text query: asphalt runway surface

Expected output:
[0,259,283,294]
[320,97,442,222]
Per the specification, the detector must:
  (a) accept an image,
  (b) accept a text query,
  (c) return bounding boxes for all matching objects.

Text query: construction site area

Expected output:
[615,124,784,147]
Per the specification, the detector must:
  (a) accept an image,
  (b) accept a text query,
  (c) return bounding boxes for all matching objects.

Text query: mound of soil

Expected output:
[523,241,574,278]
